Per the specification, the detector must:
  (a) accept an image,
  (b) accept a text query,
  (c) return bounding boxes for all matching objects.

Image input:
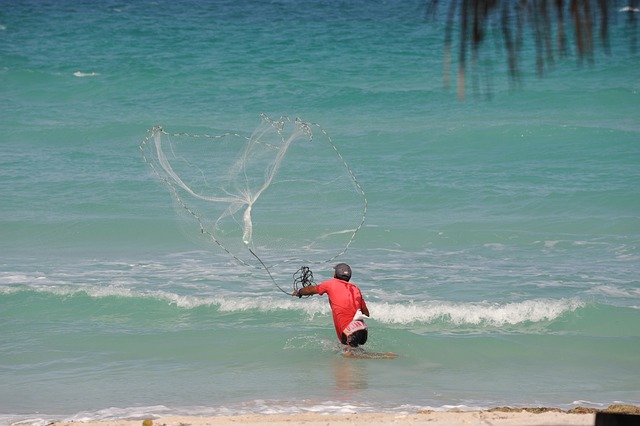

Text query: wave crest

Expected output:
[2,283,584,329]
[371,298,585,326]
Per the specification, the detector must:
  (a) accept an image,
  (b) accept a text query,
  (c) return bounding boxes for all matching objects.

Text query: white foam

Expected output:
[2,417,51,426]
[586,285,635,298]
[2,279,585,327]
[0,272,39,284]
[2,282,333,317]
[369,298,585,326]
[483,243,506,250]
[73,71,99,77]
[67,405,172,422]
[48,401,490,421]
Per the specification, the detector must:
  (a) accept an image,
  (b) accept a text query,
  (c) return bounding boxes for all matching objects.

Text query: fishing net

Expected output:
[140,114,367,293]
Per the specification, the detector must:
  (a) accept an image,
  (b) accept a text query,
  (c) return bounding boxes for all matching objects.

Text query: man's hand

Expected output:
[292,285,317,298]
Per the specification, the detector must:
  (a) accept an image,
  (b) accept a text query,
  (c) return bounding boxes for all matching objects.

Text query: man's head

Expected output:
[334,263,352,281]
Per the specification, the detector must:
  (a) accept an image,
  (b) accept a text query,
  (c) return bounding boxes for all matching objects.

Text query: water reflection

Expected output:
[331,356,368,393]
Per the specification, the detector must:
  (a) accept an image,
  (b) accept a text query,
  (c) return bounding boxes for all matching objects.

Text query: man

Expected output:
[293,263,370,347]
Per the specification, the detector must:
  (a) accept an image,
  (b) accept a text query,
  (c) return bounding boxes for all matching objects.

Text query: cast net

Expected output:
[140,114,367,293]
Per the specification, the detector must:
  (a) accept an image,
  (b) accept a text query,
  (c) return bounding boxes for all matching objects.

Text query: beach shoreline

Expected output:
[47,405,640,426]
[51,411,594,426]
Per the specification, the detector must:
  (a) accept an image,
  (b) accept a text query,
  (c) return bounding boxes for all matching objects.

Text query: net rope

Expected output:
[140,114,367,294]
[293,266,316,294]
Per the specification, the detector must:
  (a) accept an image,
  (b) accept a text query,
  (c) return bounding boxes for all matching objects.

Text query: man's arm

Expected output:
[292,285,319,298]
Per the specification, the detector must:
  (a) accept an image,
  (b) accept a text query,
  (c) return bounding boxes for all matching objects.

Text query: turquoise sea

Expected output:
[1,1,639,424]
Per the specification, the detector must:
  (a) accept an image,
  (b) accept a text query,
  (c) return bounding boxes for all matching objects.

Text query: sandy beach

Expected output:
[49,405,640,426]
[51,411,593,426]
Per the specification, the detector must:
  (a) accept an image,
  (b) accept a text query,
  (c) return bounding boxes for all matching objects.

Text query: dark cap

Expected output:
[333,263,352,281]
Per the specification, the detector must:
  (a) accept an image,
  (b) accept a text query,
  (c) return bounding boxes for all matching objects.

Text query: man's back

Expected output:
[316,278,367,340]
